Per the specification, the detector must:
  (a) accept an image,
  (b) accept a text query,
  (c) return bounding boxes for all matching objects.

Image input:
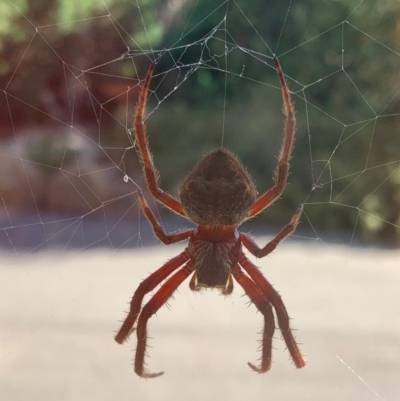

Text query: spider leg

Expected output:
[248,58,296,219]
[114,250,190,345]
[239,255,306,369]
[138,189,193,244]
[241,204,303,258]
[135,261,194,378]
[231,263,275,373]
[135,63,187,217]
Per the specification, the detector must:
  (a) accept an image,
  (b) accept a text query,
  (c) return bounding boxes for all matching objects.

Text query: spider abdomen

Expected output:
[180,148,257,225]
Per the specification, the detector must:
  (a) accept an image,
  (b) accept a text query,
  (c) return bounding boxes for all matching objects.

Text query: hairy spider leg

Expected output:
[231,263,275,373]
[241,204,303,258]
[135,262,195,378]
[239,255,306,368]
[249,58,296,218]
[137,189,193,244]
[115,250,190,345]
[135,63,187,217]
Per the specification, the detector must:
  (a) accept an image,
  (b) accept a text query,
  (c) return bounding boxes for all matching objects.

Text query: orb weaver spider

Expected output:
[115,58,306,378]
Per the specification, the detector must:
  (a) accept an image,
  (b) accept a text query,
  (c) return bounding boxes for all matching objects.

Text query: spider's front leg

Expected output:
[134,64,187,217]
[248,58,297,218]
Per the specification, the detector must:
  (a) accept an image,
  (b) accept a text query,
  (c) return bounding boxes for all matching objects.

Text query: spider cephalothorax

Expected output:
[180,148,257,226]
[115,59,306,378]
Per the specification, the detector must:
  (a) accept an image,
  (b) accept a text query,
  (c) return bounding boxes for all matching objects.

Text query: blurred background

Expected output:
[1,1,400,400]
[0,0,400,249]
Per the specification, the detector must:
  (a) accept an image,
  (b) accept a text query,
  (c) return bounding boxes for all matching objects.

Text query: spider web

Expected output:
[1,0,400,400]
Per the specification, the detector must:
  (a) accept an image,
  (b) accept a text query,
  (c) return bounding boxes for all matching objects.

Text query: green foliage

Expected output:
[0,1,28,49]
[57,0,115,31]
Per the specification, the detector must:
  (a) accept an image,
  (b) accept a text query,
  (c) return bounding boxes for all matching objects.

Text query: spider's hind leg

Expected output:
[115,250,190,345]
[135,262,194,378]
[239,255,306,369]
[231,263,275,373]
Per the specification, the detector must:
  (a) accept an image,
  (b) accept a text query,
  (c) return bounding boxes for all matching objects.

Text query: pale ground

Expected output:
[1,239,400,401]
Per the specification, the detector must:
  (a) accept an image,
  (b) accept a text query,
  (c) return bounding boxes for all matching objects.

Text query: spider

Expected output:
[115,58,306,378]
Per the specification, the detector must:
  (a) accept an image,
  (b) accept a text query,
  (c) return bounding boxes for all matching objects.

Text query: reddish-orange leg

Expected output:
[248,58,296,218]
[115,191,193,375]
[240,255,306,369]
[137,189,193,244]
[115,250,191,346]
[241,204,303,258]
[231,263,275,372]
[135,64,187,217]
[135,261,195,378]
[239,203,305,370]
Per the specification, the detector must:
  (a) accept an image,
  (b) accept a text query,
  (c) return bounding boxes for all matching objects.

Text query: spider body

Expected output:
[180,148,257,226]
[115,59,306,378]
